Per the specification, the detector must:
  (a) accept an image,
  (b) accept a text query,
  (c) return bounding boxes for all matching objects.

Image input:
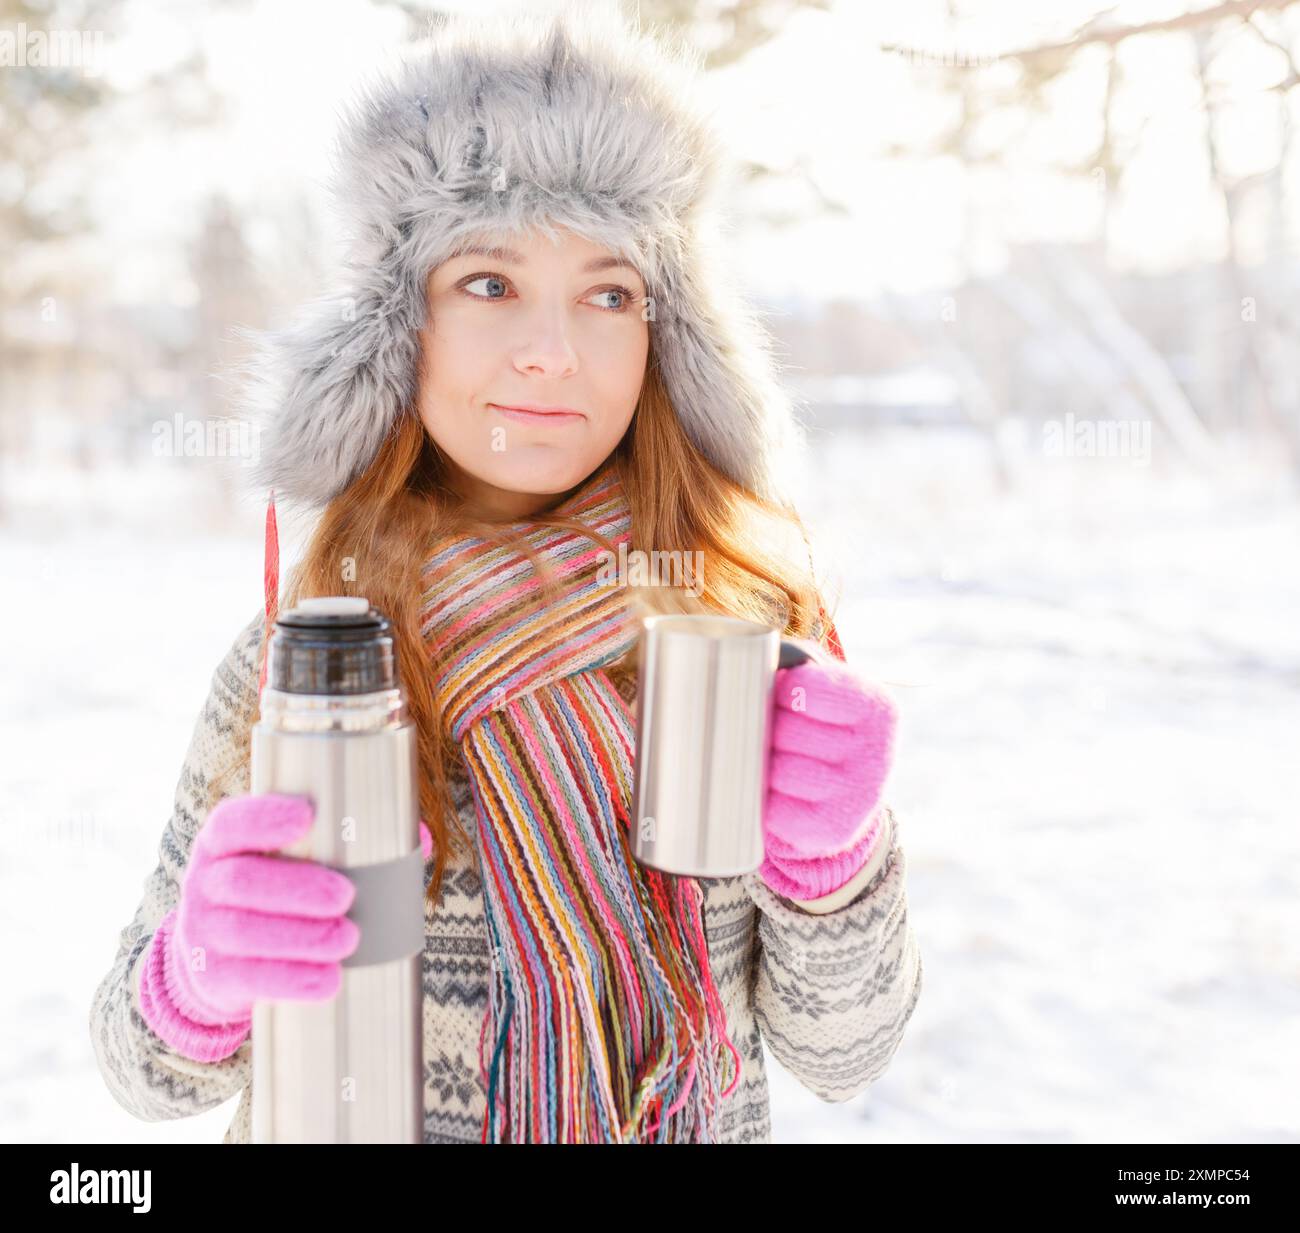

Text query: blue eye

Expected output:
[588,287,635,312]
[461,275,510,299]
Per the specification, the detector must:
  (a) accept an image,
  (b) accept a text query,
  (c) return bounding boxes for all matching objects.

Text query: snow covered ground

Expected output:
[3,424,1297,1143]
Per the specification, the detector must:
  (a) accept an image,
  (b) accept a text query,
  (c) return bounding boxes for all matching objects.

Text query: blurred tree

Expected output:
[0,0,110,269]
[0,0,232,516]
[191,194,257,416]
[876,0,1300,471]
[0,0,113,512]
[625,0,849,227]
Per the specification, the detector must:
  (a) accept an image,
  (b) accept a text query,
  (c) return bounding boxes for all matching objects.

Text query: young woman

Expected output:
[90,5,922,1144]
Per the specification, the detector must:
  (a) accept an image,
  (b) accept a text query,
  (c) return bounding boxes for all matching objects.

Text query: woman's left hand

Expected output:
[759,643,897,896]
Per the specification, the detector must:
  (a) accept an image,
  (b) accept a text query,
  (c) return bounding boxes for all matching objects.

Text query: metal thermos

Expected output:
[632,614,814,878]
[250,596,423,1144]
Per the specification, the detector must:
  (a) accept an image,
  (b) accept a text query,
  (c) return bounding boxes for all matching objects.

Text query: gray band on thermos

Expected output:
[340,849,426,967]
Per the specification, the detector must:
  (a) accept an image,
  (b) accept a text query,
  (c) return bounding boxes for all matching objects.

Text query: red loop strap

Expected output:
[258,488,279,699]
[817,602,846,662]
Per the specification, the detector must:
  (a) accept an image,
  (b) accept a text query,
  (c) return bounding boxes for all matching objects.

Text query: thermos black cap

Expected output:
[268,597,399,696]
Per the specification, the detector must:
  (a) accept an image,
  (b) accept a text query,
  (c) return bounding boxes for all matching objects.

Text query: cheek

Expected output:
[419,319,489,422]
[588,326,649,423]
[424,313,487,382]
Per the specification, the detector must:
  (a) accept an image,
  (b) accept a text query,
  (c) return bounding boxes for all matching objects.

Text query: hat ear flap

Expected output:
[649,233,803,505]
[236,284,422,510]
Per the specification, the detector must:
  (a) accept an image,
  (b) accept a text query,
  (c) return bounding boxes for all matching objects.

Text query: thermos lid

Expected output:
[294,596,372,618]
[268,596,399,696]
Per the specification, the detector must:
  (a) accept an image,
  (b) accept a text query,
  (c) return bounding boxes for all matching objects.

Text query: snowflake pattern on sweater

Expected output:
[89,608,923,1143]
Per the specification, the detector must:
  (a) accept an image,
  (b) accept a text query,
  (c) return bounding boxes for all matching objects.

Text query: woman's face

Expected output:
[417,224,649,519]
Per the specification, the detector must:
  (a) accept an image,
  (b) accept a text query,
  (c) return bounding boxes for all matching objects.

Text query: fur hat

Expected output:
[235,2,805,512]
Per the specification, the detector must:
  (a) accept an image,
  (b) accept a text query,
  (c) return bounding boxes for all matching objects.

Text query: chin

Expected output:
[483,451,604,495]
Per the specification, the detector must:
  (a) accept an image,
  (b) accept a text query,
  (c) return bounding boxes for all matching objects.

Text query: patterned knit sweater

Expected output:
[89,607,923,1144]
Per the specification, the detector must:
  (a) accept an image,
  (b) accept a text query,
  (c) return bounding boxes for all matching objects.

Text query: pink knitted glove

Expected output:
[758,642,897,900]
[139,799,434,1064]
[137,793,362,1063]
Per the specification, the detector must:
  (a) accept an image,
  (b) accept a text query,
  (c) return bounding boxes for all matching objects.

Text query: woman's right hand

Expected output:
[138,793,359,1058]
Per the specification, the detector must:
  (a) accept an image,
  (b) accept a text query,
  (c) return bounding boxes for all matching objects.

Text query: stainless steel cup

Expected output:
[631,614,816,878]
[249,596,424,1144]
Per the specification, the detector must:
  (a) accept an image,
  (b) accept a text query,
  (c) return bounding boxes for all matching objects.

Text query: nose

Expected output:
[511,304,579,379]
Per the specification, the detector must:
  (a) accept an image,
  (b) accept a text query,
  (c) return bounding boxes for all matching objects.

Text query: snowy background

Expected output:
[5,0,1300,1145]
[3,423,1297,1144]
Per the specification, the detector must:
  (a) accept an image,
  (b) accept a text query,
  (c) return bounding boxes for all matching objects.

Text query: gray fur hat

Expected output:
[236,2,804,512]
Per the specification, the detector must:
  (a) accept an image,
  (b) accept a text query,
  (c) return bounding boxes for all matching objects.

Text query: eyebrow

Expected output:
[446,243,642,278]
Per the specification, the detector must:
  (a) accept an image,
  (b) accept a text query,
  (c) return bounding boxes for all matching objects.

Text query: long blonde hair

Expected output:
[221,341,835,909]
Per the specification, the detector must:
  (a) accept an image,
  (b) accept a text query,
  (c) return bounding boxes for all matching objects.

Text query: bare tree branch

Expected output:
[881,0,1300,66]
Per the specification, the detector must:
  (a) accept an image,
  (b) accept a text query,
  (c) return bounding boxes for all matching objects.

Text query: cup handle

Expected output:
[778,637,820,669]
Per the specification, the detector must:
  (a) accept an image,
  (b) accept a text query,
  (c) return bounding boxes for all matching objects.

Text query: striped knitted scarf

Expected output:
[420,461,741,1143]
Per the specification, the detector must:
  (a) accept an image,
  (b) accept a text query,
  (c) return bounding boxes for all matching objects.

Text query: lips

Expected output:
[489,403,585,425]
